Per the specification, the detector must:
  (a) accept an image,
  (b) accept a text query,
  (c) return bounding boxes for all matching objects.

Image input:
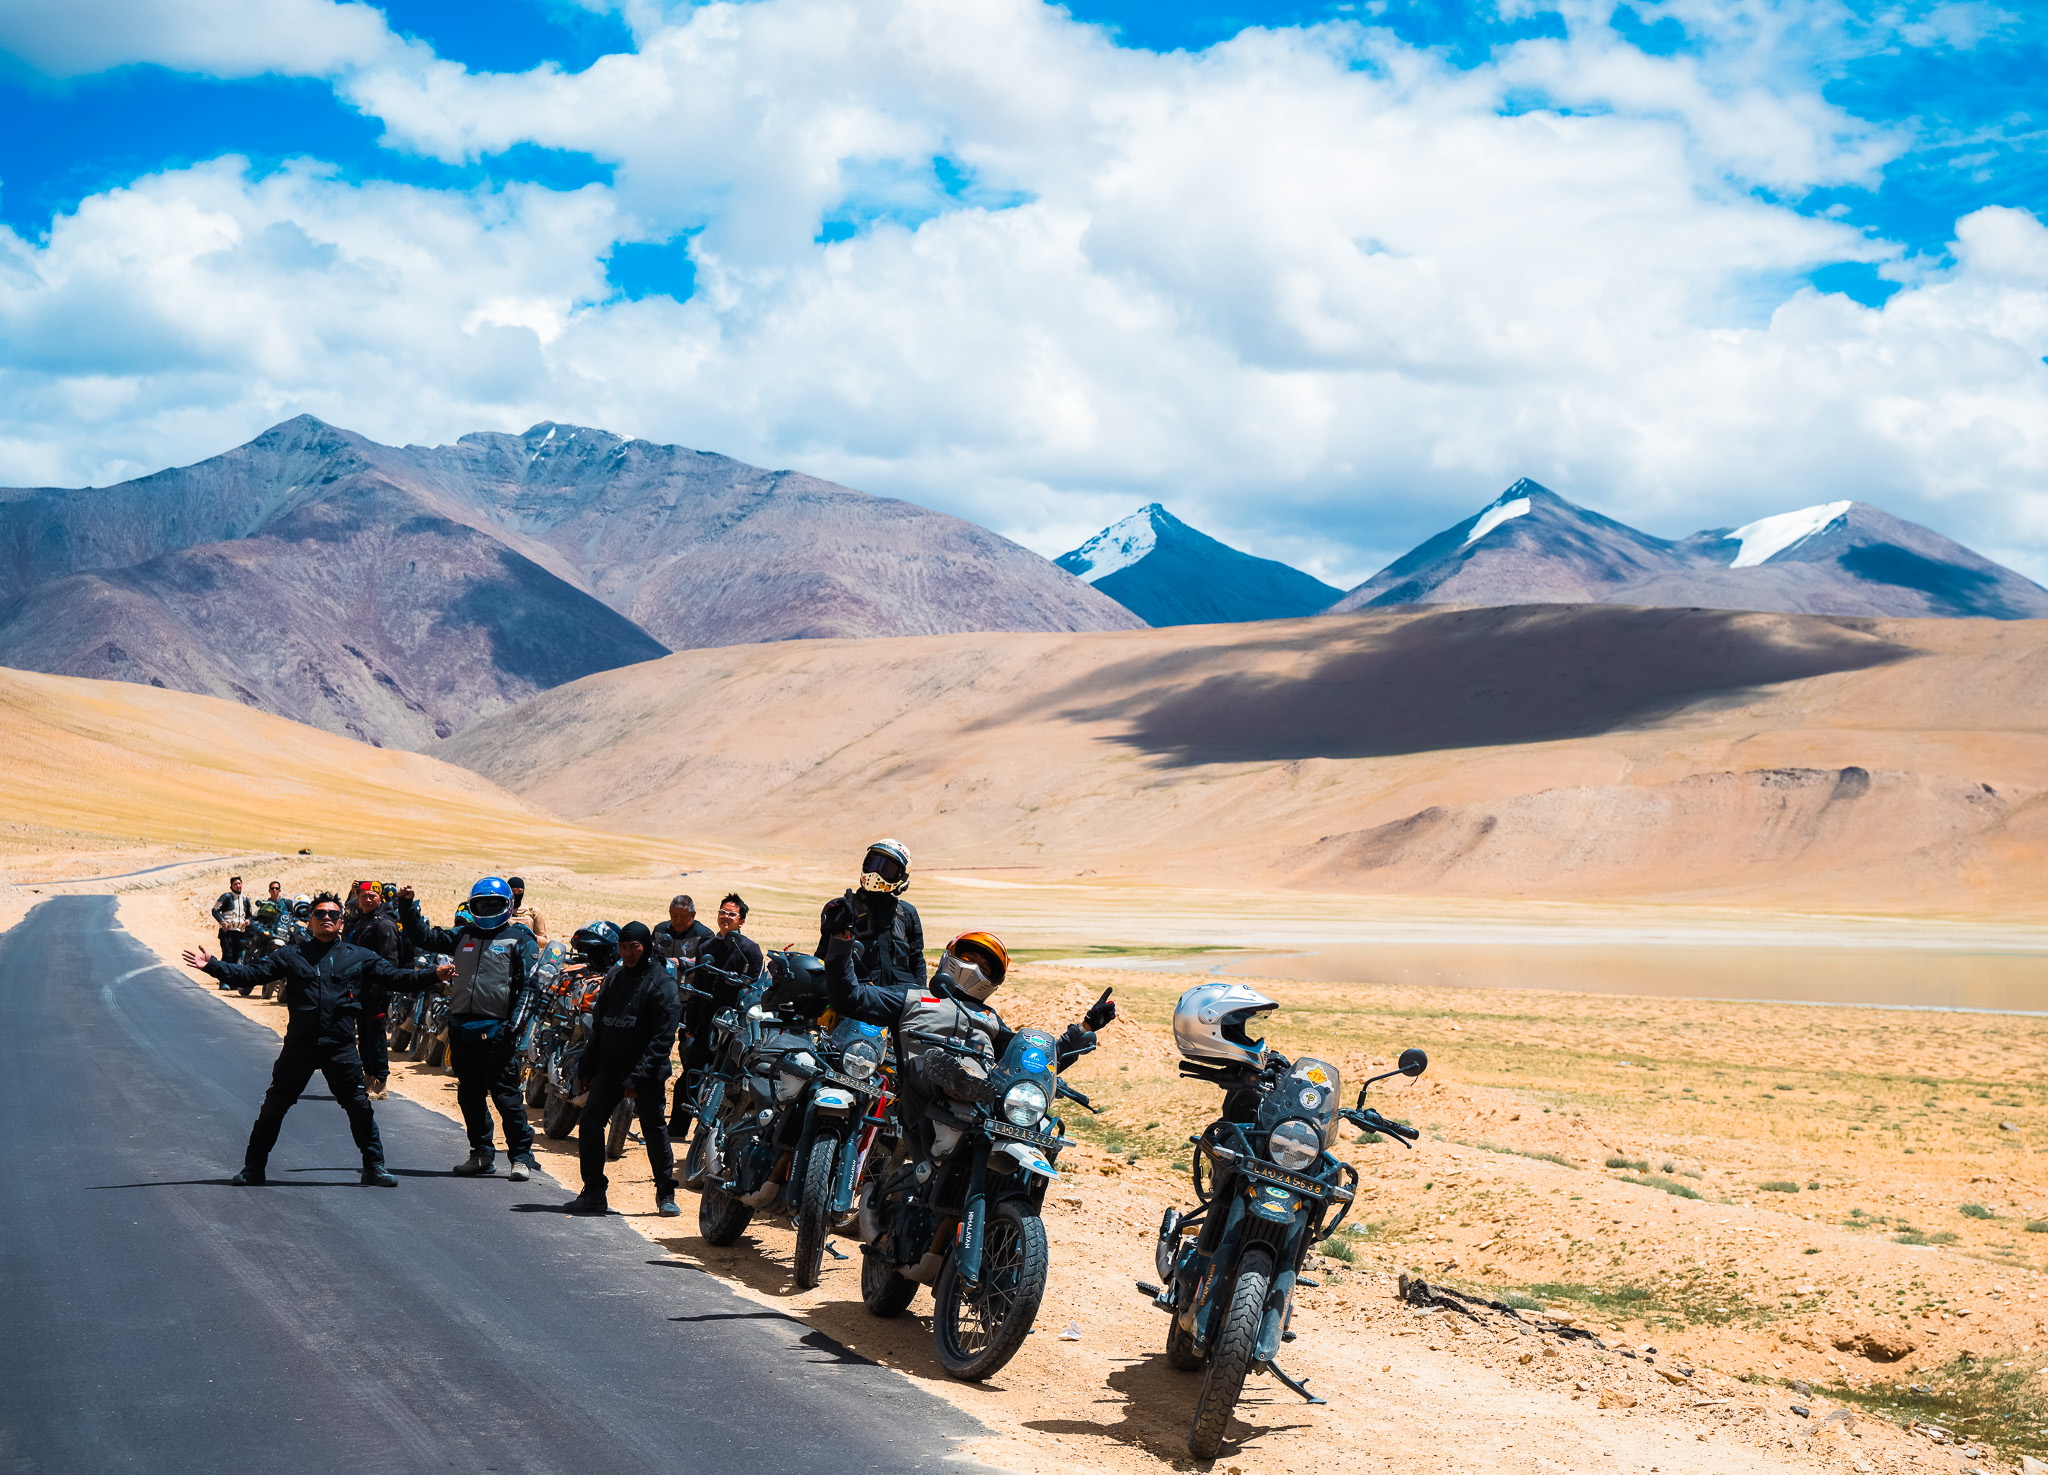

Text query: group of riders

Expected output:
[186,841,1115,1211]
[186,839,1410,1456]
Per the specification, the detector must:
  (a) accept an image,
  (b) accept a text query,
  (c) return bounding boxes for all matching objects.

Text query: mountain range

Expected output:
[0,417,1137,747]
[1055,503,1341,625]
[1328,480,2048,620]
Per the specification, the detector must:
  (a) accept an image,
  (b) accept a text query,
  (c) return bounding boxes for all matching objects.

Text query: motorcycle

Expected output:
[258,901,309,1000]
[1139,1037,1427,1458]
[538,947,635,1156]
[683,956,840,1253]
[854,1025,1091,1381]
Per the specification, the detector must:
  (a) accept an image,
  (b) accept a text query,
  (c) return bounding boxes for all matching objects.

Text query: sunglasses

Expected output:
[310,908,343,920]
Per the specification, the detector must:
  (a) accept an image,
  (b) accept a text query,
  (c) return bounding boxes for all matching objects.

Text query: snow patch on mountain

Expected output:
[1728,501,1851,568]
[1464,496,1532,546]
[1062,504,1160,581]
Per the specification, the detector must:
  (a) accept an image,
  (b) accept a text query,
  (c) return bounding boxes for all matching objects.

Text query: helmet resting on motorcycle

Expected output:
[291,894,312,919]
[1172,981,1279,1067]
[465,875,514,931]
[936,930,1009,1002]
[572,920,621,968]
[856,838,911,896]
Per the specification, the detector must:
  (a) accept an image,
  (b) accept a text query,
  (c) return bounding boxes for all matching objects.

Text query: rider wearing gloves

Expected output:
[397,878,544,1181]
[564,921,682,1217]
[184,892,452,1186]
[822,924,1116,1163]
[816,840,924,991]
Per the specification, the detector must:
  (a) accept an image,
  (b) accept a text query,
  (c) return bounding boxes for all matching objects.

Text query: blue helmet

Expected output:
[467,876,514,931]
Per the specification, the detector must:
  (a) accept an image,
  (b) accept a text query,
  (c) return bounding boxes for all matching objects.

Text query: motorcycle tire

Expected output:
[792,1134,837,1290]
[542,1081,582,1140]
[698,1184,754,1246]
[678,1084,723,1192]
[261,979,277,1001]
[931,1199,1048,1382]
[605,1098,633,1162]
[861,1245,918,1318]
[426,1031,448,1068]
[524,1057,549,1109]
[388,1012,410,1051]
[234,981,255,997]
[408,1018,434,1062]
[1164,1309,1205,1371]
[1186,1246,1272,1460]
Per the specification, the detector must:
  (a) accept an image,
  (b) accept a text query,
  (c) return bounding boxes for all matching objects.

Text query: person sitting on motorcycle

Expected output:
[668,894,763,1141]
[820,924,1115,1165]
[396,879,544,1182]
[563,921,682,1218]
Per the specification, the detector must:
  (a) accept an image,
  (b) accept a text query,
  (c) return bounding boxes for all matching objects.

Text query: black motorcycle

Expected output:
[855,1026,1090,1381]
[787,1007,895,1288]
[1139,1044,1427,1457]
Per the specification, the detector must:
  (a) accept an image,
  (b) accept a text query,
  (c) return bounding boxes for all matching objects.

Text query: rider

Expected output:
[344,881,401,1100]
[184,892,452,1186]
[564,921,682,1218]
[816,840,924,991]
[396,878,543,1182]
[668,894,762,1140]
[820,925,1116,1164]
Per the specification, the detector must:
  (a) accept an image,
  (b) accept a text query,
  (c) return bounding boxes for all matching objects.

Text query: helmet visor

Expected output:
[941,954,1000,1001]
[468,894,511,920]
[861,848,906,886]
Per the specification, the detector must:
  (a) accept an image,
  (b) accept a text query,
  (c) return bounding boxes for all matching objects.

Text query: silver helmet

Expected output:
[1172,982,1279,1067]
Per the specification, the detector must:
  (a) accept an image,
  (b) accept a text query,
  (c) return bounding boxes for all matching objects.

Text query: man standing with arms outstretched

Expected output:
[397,877,543,1181]
[186,892,450,1186]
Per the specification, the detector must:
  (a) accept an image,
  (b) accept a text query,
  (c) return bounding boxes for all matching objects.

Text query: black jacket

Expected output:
[821,939,1091,1073]
[345,910,402,963]
[581,957,681,1083]
[207,938,437,1046]
[816,892,924,993]
[652,918,713,967]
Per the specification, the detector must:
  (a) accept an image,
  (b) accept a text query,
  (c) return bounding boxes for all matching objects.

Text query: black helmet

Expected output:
[572,920,621,968]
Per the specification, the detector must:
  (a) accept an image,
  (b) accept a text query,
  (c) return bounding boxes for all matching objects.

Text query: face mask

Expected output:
[939,954,999,1002]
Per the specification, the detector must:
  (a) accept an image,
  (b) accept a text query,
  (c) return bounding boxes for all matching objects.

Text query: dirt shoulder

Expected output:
[104,884,2041,1475]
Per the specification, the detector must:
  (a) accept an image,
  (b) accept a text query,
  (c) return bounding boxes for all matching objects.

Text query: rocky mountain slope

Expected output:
[0,417,1136,745]
[1056,502,1340,625]
[1330,481,2048,619]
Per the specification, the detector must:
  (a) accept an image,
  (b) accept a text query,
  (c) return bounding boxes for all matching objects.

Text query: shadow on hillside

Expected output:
[1047,605,1918,764]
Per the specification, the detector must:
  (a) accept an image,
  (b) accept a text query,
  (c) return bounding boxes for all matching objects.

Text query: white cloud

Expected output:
[0,0,410,78]
[1,0,2045,588]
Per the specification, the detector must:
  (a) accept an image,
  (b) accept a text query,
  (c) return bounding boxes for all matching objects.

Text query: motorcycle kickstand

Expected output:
[1266,1361,1326,1405]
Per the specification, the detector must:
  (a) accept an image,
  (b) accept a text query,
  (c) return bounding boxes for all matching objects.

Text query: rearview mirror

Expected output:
[1399,1048,1428,1077]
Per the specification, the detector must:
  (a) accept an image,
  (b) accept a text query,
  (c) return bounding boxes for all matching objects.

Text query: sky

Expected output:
[0,0,2043,587]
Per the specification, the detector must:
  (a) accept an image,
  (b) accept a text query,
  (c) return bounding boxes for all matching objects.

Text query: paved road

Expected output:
[9,854,239,886]
[0,897,995,1474]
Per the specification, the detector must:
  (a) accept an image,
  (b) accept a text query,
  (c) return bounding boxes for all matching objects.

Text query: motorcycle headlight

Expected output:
[841,1039,881,1079]
[1267,1118,1322,1172]
[1002,1079,1049,1126]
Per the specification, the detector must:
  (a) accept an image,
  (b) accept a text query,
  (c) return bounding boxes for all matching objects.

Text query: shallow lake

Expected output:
[1078,942,2048,1014]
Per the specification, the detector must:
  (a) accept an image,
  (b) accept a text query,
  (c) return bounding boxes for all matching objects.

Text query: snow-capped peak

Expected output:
[1463,496,1532,547]
[1727,501,1851,568]
[1063,504,1162,581]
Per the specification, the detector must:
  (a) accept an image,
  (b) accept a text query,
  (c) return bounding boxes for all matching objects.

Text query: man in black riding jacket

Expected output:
[815,839,924,992]
[668,893,764,1141]
[345,881,402,1099]
[396,877,544,1182]
[651,894,712,972]
[564,921,682,1217]
[185,892,451,1186]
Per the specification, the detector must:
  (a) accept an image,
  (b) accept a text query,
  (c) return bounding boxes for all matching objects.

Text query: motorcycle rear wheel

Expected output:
[388,1011,411,1050]
[792,1134,837,1290]
[1186,1246,1271,1459]
[1164,1307,1205,1370]
[932,1199,1047,1381]
[698,1184,754,1246]
[425,1031,448,1068]
[605,1098,633,1161]
[861,1245,918,1318]
[523,1055,548,1108]
[541,1081,581,1139]
[408,1019,435,1062]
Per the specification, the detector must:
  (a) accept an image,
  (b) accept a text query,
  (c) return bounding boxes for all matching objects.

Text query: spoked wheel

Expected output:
[1187,1246,1271,1459]
[931,1199,1048,1380]
[605,1098,633,1161]
[861,1244,918,1318]
[541,1080,581,1140]
[792,1134,837,1289]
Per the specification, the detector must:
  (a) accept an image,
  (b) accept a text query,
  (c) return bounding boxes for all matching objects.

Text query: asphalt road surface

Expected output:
[0,897,996,1474]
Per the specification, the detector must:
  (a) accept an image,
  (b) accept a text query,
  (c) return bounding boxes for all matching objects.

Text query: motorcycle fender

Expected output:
[813,1088,855,1112]
[1254,1271,1297,1363]
[993,1140,1057,1178]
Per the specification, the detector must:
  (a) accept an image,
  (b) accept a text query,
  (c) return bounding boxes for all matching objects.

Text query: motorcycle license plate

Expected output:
[1239,1160,1331,1199]
[987,1120,1063,1151]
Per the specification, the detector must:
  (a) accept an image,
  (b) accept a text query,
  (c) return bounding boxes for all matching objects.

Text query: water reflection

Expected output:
[1077,944,2048,1014]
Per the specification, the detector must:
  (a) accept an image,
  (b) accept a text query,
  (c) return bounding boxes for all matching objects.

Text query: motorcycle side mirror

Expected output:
[1399,1048,1428,1077]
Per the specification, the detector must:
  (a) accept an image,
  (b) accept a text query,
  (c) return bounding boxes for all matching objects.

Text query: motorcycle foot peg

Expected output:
[1134,1280,1161,1299]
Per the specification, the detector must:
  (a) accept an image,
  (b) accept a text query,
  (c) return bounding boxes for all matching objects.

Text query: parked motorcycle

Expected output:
[538,931,633,1153]
[1139,1008,1427,1458]
[854,1024,1091,1381]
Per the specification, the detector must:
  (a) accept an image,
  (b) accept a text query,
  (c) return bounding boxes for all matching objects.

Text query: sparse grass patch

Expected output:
[1893,1228,1960,1246]
[1959,1203,1995,1220]
[1605,1155,1649,1170]
[2025,1220,2048,1233]
[1464,1141,1577,1169]
[1617,1173,1700,1199]
[1759,1180,1801,1193]
[1841,1354,2048,1465]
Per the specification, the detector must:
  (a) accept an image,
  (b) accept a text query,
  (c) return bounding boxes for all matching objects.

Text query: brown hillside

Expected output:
[439,604,2048,916]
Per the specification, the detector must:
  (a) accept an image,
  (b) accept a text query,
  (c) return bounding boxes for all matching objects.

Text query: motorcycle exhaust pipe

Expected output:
[900,1252,947,1284]
[740,1180,783,1210]
[856,1183,881,1244]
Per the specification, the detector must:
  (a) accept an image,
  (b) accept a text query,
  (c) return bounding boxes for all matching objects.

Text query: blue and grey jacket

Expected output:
[398,896,539,1025]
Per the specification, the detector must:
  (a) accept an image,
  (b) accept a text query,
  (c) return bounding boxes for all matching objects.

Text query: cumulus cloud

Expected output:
[0,0,409,78]
[0,0,2044,586]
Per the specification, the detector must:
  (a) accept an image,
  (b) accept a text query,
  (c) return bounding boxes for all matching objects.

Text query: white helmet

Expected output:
[1172,982,1278,1067]
[857,839,911,896]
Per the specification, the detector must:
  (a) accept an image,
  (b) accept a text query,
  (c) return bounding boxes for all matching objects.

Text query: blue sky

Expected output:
[0,0,2043,581]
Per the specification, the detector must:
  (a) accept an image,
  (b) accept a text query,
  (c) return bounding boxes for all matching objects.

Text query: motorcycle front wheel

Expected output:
[861,1244,918,1318]
[408,1019,435,1062]
[791,1133,837,1289]
[605,1098,633,1161]
[388,1010,411,1050]
[698,1182,754,1246]
[678,1083,722,1192]
[931,1199,1048,1381]
[523,1053,549,1108]
[1186,1246,1272,1459]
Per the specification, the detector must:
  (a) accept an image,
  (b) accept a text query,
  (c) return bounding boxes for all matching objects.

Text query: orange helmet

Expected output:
[939,930,1010,1001]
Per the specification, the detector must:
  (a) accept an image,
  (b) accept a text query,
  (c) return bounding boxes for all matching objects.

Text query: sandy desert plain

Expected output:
[5,604,2048,1475]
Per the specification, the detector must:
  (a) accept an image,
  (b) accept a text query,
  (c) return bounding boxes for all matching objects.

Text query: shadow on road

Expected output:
[1020,1350,1312,1462]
